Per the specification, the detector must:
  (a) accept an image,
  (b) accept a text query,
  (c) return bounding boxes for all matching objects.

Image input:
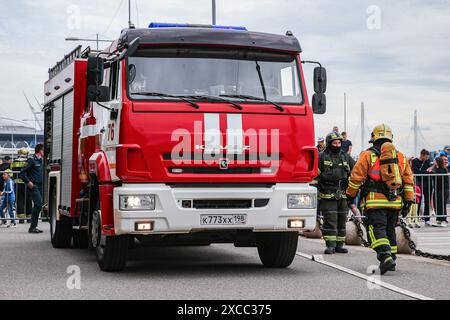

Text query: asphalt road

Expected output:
[0,223,449,300]
[414,225,450,255]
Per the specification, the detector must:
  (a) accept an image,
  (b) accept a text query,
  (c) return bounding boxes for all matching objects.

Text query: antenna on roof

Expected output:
[212,0,216,25]
[128,0,135,29]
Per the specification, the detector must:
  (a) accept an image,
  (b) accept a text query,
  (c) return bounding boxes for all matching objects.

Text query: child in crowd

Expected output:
[0,169,16,228]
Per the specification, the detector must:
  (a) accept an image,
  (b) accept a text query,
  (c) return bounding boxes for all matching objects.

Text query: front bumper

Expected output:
[113,183,317,235]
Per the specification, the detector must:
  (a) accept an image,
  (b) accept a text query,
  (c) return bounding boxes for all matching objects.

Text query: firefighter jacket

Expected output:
[312,149,356,200]
[19,154,43,185]
[346,148,415,211]
[11,157,28,184]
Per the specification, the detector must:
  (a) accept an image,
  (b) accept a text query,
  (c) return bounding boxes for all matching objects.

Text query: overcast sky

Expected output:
[1,0,449,156]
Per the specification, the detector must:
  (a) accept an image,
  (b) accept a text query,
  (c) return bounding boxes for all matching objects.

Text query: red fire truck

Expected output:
[43,23,327,271]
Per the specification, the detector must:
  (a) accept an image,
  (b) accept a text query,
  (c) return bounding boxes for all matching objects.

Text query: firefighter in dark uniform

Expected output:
[19,144,44,234]
[346,124,414,274]
[313,132,356,254]
[11,148,33,223]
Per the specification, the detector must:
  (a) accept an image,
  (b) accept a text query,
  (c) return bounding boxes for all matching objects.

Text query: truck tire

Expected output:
[256,232,298,268]
[96,235,129,272]
[72,229,89,249]
[50,186,72,248]
[90,191,128,271]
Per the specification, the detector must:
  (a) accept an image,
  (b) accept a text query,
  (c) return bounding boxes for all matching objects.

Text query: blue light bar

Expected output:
[148,22,247,31]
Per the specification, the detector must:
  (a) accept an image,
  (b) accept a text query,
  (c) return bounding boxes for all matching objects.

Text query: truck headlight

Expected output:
[119,195,155,211]
[287,194,316,209]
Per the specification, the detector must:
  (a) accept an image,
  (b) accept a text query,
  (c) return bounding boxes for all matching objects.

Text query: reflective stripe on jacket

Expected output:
[11,159,28,183]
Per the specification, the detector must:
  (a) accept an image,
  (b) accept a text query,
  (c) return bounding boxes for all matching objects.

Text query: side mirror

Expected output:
[128,64,136,83]
[87,57,105,86]
[312,93,326,114]
[313,66,327,94]
[87,85,110,102]
[119,37,141,60]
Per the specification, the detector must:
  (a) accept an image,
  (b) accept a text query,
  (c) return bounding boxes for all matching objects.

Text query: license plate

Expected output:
[200,214,247,225]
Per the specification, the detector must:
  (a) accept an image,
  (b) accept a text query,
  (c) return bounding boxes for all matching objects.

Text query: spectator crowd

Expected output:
[0,144,44,233]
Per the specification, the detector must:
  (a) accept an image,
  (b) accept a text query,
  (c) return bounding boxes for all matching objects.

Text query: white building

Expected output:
[0,118,43,158]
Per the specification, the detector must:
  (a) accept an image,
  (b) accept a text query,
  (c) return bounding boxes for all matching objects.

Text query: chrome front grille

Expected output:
[178,198,270,209]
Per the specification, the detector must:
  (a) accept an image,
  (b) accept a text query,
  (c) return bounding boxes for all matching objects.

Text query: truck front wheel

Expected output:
[90,198,128,272]
[256,232,298,268]
[96,235,129,272]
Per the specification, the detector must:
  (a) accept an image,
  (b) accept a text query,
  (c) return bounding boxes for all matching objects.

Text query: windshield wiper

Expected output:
[183,94,243,110]
[130,92,200,109]
[252,61,284,112]
[255,61,267,100]
[219,94,285,112]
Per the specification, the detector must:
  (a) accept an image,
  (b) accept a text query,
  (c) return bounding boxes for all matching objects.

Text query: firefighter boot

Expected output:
[17,214,25,224]
[324,241,336,254]
[389,254,397,271]
[379,255,396,275]
[335,242,348,254]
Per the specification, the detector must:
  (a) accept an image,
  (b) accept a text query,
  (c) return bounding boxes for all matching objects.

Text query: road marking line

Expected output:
[296,251,434,300]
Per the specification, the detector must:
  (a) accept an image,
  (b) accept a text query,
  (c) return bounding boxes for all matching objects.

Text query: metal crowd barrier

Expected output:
[0,170,43,224]
[412,173,450,222]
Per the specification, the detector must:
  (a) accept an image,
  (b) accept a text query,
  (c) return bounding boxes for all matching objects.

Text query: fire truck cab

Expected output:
[43,23,327,271]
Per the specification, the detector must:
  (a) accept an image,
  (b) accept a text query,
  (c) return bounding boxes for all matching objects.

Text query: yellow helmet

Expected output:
[369,124,393,143]
[18,148,29,156]
[3,169,13,177]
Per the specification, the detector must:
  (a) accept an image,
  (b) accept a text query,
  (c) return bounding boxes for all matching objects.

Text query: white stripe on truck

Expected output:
[203,113,221,154]
[226,114,243,155]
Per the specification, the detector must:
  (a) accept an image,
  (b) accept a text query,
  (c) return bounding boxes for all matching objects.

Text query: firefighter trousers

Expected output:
[16,183,32,220]
[366,208,399,261]
[29,184,42,229]
[319,198,348,248]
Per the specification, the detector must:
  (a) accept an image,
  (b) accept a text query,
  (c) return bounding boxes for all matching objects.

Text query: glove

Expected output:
[401,201,413,218]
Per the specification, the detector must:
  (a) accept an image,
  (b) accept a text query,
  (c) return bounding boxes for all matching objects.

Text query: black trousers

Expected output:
[366,208,398,261]
[417,180,432,221]
[434,189,449,222]
[29,184,43,229]
[319,198,348,247]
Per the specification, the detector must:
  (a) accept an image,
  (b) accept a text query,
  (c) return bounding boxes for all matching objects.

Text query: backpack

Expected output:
[380,142,403,191]
[367,143,405,200]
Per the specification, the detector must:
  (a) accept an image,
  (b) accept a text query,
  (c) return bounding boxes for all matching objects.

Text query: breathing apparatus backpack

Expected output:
[366,142,405,201]
[380,142,403,191]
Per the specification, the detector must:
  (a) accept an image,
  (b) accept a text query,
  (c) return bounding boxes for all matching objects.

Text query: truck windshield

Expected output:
[128,47,303,104]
